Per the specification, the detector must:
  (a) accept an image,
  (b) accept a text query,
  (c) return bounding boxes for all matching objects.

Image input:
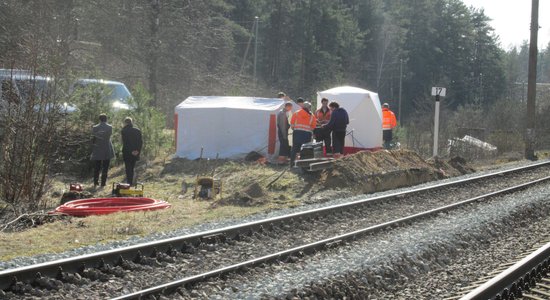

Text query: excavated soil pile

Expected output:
[216,182,268,207]
[320,149,472,194]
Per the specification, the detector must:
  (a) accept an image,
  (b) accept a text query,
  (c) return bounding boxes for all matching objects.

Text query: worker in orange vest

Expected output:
[382,102,397,149]
[314,97,332,155]
[290,101,317,165]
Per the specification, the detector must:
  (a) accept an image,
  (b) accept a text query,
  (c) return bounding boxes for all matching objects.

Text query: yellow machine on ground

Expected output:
[190,149,223,200]
[112,183,144,197]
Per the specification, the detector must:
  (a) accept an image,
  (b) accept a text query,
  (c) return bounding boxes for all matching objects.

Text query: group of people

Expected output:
[276,92,350,165]
[90,114,143,188]
[276,92,399,165]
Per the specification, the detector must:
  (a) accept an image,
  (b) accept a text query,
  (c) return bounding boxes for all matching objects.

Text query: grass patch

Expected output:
[0,157,304,262]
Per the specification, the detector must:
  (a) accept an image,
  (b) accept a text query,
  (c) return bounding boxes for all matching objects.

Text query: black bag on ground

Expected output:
[300,142,323,160]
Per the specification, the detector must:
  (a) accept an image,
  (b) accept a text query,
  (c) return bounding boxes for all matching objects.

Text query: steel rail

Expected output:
[112,175,550,300]
[460,242,550,300]
[1,160,550,292]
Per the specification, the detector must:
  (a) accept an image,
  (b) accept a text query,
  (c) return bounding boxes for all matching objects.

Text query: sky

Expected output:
[461,0,550,50]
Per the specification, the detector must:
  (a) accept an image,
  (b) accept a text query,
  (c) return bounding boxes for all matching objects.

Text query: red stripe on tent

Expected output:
[174,113,178,148]
[268,114,277,155]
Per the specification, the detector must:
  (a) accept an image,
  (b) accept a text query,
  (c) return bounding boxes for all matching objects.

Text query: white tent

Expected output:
[175,96,296,159]
[317,86,383,152]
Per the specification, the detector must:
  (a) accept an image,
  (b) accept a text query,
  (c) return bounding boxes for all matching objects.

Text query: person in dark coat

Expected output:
[277,101,293,163]
[121,117,143,185]
[323,102,349,158]
[91,113,115,187]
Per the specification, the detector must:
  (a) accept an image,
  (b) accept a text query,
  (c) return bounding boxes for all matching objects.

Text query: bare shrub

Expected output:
[404,98,526,158]
[0,72,67,213]
[0,26,70,213]
[486,99,525,153]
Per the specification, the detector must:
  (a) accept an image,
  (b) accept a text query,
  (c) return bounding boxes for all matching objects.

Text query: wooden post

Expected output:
[525,0,539,160]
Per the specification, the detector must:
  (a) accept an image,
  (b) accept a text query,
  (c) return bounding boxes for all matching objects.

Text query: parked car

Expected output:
[71,79,133,110]
[0,68,74,113]
[1,71,133,116]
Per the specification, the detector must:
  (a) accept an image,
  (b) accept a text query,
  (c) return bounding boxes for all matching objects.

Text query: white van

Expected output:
[0,69,74,113]
[71,79,133,110]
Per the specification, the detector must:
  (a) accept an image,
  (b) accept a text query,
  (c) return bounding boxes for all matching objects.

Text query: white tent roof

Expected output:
[317,86,383,149]
[176,96,285,110]
[175,96,294,159]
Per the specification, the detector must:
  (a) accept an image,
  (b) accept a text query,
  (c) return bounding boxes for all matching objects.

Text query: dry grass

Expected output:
[0,157,305,261]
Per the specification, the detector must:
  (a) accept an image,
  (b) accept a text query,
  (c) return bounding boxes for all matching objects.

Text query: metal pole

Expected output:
[253,16,259,88]
[433,95,440,157]
[525,0,539,160]
[398,58,403,123]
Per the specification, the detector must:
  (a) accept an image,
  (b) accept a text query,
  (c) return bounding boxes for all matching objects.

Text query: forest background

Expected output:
[1,0,550,211]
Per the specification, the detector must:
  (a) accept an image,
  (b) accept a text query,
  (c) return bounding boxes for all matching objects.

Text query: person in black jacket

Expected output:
[121,117,143,185]
[323,102,349,158]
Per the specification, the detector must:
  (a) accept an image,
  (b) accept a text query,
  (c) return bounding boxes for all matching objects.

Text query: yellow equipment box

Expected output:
[112,183,144,197]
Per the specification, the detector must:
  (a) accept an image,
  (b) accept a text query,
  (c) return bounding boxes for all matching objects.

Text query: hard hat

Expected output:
[383,103,389,108]
[303,101,312,110]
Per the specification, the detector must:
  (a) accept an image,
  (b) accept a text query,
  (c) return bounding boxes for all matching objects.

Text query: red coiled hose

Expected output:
[51,197,171,217]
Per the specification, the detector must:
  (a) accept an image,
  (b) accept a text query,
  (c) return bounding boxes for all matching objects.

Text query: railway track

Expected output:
[2,161,550,299]
[457,241,550,300]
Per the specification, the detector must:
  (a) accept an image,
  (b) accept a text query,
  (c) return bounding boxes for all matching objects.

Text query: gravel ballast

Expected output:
[176,182,550,299]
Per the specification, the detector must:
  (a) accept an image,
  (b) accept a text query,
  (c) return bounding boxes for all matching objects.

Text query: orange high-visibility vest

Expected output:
[382,108,397,130]
[315,107,331,125]
[291,109,317,132]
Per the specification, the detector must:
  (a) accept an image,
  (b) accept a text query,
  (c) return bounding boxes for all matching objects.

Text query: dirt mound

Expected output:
[215,182,268,207]
[243,182,265,198]
[320,149,472,194]
[428,156,476,177]
[245,151,264,162]
[448,156,476,174]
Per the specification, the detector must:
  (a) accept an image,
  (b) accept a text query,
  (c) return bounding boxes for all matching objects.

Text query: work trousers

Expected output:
[332,131,346,154]
[278,130,290,157]
[93,159,110,186]
[290,130,312,164]
[383,129,393,149]
[124,156,138,185]
[314,127,332,154]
